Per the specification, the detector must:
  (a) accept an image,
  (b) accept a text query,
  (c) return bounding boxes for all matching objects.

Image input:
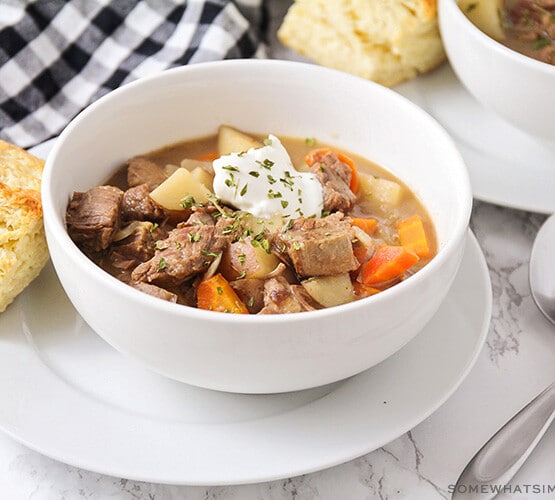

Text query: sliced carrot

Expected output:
[196,151,220,162]
[398,215,430,258]
[351,217,378,236]
[352,281,381,298]
[359,245,419,285]
[305,148,360,194]
[197,273,249,314]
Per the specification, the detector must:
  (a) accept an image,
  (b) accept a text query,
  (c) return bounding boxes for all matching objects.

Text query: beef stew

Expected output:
[66,127,437,314]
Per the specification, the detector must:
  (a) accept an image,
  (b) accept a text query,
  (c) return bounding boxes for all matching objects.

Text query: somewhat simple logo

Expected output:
[448,484,555,495]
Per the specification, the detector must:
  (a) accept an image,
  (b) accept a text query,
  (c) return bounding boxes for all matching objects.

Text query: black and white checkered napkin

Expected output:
[0,0,267,149]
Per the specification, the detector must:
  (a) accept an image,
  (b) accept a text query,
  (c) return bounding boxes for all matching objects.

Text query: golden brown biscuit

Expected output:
[0,141,49,312]
[278,0,446,87]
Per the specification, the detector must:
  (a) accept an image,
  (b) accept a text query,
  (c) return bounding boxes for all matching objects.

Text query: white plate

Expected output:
[396,63,555,215]
[0,232,491,485]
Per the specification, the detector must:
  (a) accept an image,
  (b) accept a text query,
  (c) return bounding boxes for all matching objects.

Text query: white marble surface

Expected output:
[1,1,554,499]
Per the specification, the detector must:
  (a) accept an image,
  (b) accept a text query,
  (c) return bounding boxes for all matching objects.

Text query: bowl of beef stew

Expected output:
[42,60,472,393]
[439,0,555,142]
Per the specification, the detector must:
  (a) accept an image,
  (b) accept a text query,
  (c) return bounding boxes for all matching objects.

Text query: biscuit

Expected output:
[0,141,49,312]
[278,0,446,87]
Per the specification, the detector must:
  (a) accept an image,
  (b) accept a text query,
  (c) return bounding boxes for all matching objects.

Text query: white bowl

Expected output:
[42,60,472,393]
[439,0,555,143]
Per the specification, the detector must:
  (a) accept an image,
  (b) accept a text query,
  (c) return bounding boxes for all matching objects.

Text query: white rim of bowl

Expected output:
[441,0,555,73]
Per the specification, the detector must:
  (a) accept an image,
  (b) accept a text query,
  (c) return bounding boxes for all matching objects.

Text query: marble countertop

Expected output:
[1,1,554,499]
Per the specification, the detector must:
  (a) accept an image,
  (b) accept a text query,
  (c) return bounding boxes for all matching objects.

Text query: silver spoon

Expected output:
[452,214,555,499]
[530,213,555,325]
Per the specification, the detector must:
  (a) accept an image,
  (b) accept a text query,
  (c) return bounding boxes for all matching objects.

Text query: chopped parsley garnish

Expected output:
[534,37,551,50]
[282,219,294,232]
[257,158,274,170]
[156,257,167,271]
[249,170,260,177]
[180,195,200,209]
[267,190,282,199]
[305,137,316,147]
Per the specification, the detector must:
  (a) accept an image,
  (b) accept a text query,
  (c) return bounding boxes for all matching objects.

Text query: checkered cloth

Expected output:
[0,0,267,149]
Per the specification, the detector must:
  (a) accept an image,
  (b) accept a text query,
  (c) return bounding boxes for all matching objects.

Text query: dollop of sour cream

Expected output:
[212,135,323,219]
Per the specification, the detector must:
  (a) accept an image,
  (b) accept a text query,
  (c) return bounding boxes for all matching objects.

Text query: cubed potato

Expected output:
[240,213,284,236]
[218,125,263,155]
[180,159,214,174]
[301,274,354,307]
[191,166,214,190]
[458,0,505,40]
[359,173,403,207]
[150,168,212,210]
[220,238,280,280]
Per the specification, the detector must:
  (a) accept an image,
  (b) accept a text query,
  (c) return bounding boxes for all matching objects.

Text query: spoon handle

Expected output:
[452,382,555,500]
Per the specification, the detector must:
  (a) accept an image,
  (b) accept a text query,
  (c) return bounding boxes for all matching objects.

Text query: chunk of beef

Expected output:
[130,281,178,303]
[66,185,123,253]
[290,285,320,311]
[131,223,228,287]
[121,184,167,221]
[230,278,265,313]
[185,206,217,226]
[259,276,314,314]
[275,213,358,277]
[127,157,166,190]
[112,221,156,262]
[307,150,355,212]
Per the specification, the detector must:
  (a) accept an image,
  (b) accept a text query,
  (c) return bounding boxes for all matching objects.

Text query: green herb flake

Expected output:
[257,158,274,170]
[305,137,316,147]
[249,170,260,177]
[216,286,224,295]
[267,189,282,199]
[281,200,289,209]
[292,241,301,250]
[282,219,294,232]
[180,195,197,209]
[156,257,167,271]
[534,37,551,50]
[240,183,248,197]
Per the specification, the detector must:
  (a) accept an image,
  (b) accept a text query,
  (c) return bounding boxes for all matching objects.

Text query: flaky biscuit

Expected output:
[278,0,446,87]
[0,141,49,312]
